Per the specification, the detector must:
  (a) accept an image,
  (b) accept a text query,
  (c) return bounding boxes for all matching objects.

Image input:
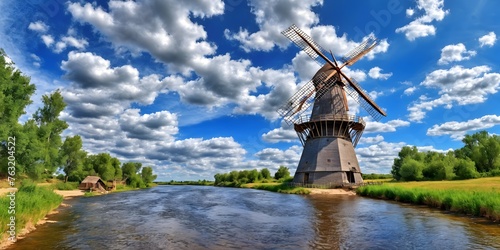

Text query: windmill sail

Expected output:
[341,35,378,67]
[282,24,329,66]
[343,76,386,121]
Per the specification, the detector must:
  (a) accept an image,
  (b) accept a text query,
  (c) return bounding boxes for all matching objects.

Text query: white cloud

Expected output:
[406,8,415,17]
[224,0,323,52]
[479,31,497,47]
[356,141,407,173]
[358,134,384,145]
[262,121,297,143]
[364,119,410,134]
[396,0,449,41]
[427,114,500,140]
[408,65,500,122]
[368,67,392,80]
[41,35,54,47]
[68,0,224,74]
[28,21,49,33]
[437,43,476,65]
[404,86,417,95]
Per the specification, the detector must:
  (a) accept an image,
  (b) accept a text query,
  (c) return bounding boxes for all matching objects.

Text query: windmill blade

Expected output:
[341,35,378,67]
[340,71,386,121]
[282,24,333,67]
[277,72,338,124]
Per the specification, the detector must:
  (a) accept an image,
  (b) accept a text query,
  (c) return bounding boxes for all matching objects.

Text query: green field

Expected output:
[357,177,500,221]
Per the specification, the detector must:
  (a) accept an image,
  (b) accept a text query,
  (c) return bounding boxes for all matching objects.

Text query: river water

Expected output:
[9,186,500,249]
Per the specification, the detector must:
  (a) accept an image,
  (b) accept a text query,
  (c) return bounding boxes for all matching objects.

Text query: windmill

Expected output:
[278,24,386,186]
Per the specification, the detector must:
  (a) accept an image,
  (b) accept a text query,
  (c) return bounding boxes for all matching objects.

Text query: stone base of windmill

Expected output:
[292,137,364,188]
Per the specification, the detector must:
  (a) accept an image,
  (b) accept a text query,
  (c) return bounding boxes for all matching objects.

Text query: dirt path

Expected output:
[308,188,357,195]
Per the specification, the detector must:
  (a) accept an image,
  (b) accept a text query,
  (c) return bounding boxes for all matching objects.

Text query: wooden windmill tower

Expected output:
[278,25,387,186]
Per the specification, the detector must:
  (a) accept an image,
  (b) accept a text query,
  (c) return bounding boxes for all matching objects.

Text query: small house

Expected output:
[79,176,107,192]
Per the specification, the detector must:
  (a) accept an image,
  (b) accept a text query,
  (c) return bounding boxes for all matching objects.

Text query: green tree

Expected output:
[0,49,36,140]
[141,166,157,185]
[59,135,86,182]
[0,50,36,177]
[111,157,122,180]
[457,131,500,172]
[274,166,290,180]
[454,158,479,180]
[33,90,68,175]
[260,168,271,179]
[122,162,142,184]
[391,146,422,180]
[399,158,424,181]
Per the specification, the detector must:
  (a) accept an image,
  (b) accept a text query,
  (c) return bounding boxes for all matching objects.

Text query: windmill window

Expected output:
[348,162,351,165]
[327,159,331,162]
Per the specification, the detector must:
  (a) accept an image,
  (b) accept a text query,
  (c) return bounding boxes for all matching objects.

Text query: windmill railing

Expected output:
[293,114,366,147]
[295,114,366,126]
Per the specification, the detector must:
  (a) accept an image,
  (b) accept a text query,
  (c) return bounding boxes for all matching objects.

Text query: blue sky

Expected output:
[1,0,499,181]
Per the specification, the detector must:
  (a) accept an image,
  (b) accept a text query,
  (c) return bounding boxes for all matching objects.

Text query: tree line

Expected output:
[214,166,291,186]
[0,49,156,187]
[391,131,500,181]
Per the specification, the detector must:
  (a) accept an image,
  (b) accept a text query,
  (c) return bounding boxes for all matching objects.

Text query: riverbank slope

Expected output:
[357,177,500,221]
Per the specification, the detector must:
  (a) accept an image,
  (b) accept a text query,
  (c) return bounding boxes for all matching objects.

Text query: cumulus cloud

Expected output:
[427,114,500,140]
[224,0,323,52]
[262,120,297,143]
[396,0,449,41]
[404,86,417,95]
[28,21,49,33]
[408,65,500,122]
[61,51,176,118]
[68,0,224,73]
[356,141,407,173]
[479,32,497,47]
[368,67,393,80]
[364,119,410,134]
[437,43,476,65]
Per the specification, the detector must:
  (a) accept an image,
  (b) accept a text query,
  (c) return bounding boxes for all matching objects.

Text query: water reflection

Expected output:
[9,186,500,250]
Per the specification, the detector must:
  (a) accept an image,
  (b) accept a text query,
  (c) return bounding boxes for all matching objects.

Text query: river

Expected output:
[9,186,500,249]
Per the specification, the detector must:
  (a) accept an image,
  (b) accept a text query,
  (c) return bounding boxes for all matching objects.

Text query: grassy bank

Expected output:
[242,182,311,194]
[0,183,63,239]
[357,177,500,221]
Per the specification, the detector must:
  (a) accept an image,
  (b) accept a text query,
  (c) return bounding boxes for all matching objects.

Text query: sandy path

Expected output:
[308,188,357,195]
[54,189,85,198]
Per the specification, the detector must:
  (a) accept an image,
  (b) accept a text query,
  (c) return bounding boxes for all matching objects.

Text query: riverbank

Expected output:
[357,177,500,221]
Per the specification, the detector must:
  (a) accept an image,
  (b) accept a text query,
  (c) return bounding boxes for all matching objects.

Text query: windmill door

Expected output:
[304,173,310,184]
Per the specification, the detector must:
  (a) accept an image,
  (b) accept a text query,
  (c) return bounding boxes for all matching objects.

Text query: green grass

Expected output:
[357,177,500,221]
[248,183,311,195]
[0,182,63,237]
[52,181,79,190]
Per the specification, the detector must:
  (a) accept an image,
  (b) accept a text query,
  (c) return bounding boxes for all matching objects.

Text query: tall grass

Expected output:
[0,182,63,235]
[357,185,500,221]
[53,181,79,190]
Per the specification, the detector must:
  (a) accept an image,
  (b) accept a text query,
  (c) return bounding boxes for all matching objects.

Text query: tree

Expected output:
[392,146,422,180]
[122,162,142,184]
[111,157,122,180]
[454,158,479,180]
[399,158,424,181]
[274,166,290,180]
[260,168,271,179]
[0,49,36,140]
[59,135,86,182]
[33,90,68,174]
[457,131,500,173]
[0,50,36,177]
[141,166,157,185]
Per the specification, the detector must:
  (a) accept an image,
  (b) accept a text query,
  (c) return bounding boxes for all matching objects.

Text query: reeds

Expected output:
[357,185,500,221]
[0,182,63,235]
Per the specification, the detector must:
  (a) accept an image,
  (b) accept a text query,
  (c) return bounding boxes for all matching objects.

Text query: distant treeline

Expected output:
[214,166,291,187]
[361,173,393,179]
[392,131,500,181]
[157,180,214,186]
